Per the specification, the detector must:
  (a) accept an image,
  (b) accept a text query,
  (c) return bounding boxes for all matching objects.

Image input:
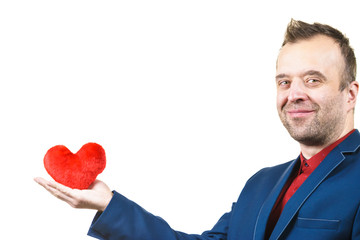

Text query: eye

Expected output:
[278,80,290,88]
[306,78,321,86]
[308,79,319,83]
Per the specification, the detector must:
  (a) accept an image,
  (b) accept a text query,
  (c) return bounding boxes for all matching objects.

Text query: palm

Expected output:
[35,177,113,211]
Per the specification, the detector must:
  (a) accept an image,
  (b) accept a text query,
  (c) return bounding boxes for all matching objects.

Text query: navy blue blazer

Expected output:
[88,130,360,240]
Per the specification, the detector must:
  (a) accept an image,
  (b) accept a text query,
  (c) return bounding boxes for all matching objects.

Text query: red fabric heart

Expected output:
[44,143,106,189]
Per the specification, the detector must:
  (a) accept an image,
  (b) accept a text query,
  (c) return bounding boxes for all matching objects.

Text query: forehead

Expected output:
[276,35,344,77]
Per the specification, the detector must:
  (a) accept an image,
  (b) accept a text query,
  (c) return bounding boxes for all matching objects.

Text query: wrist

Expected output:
[100,191,113,212]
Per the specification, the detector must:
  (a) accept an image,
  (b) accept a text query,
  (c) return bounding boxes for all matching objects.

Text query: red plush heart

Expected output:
[44,143,106,189]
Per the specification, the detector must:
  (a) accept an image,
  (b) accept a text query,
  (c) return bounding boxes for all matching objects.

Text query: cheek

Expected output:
[276,93,287,111]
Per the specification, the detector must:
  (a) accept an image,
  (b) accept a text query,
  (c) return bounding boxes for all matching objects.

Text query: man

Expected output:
[35,19,360,239]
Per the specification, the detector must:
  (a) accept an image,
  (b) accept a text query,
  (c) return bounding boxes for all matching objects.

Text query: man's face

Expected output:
[276,35,349,146]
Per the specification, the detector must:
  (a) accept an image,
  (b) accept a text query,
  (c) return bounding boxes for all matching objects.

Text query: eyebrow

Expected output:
[301,70,327,80]
[275,70,327,81]
[275,73,288,80]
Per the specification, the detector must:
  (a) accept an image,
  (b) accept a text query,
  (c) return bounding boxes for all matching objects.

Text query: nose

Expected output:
[287,79,309,103]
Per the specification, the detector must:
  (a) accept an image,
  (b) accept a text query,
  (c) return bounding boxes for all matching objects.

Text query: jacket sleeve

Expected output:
[87,191,232,240]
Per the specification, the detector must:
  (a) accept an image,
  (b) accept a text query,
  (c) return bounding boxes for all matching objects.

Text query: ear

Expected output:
[346,81,359,112]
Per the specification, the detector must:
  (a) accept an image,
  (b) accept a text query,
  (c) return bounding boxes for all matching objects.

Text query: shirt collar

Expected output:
[299,129,355,174]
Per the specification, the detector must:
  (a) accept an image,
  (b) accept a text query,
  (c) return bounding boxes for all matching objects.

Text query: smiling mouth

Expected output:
[286,110,315,118]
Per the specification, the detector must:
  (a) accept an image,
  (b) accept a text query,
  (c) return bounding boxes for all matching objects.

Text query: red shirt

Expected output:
[265,129,355,239]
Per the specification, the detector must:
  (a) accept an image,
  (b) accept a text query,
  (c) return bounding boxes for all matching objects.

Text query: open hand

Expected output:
[34,177,113,212]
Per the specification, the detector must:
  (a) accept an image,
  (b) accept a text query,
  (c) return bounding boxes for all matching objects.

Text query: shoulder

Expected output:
[246,159,296,185]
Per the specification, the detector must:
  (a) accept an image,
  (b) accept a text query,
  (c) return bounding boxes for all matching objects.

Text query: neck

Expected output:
[300,125,354,159]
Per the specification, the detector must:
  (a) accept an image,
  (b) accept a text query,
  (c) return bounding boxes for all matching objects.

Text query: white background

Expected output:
[1,0,359,239]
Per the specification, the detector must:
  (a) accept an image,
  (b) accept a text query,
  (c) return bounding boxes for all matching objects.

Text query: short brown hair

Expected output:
[282,19,357,91]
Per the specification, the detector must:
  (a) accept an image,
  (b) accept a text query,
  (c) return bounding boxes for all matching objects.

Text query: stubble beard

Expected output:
[279,99,345,147]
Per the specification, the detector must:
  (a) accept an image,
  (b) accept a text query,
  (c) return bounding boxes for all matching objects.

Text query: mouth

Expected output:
[286,109,315,118]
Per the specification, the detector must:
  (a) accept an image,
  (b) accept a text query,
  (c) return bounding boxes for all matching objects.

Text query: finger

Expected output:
[35,177,77,205]
[35,177,73,196]
[34,177,50,187]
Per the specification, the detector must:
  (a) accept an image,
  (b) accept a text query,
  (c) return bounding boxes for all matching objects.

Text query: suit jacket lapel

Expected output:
[253,159,299,240]
[269,149,346,240]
